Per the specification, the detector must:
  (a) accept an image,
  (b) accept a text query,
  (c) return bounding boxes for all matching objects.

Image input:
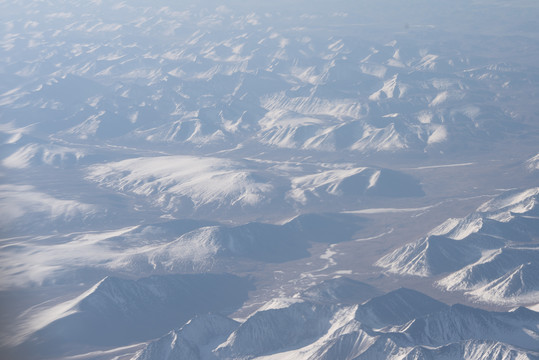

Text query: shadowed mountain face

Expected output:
[11,274,254,358]
[296,277,382,304]
[354,288,449,328]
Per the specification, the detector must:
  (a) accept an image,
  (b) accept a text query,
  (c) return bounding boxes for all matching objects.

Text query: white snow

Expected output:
[429,218,460,236]
[379,187,539,303]
[86,155,274,210]
[427,124,447,144]
[0,225,220,289]
[0,184,96,228]
[349,123,407,151]
[367,170,381,189]
[72,226,139,244]
[2,143,85,168]
[2,2,538,358]
[369,75,399,101]
[360,64,387,78]
[447,216,484,240]
[6,278,107,346]
[417,111,433,124]
[526,153,539,172]
[402,163,475,170]
[255,298,305,312]
[260,92,363,119]
[477,187,539,213]
[429,91,449,106]
[344,204,437,214]
[287,167,368,204]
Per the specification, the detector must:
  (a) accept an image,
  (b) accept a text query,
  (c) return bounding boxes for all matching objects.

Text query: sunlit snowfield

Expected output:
[1,0,539,359]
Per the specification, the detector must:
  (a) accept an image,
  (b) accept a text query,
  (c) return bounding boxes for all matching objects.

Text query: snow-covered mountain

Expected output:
[437,246,539,304]
[354,287,448,328]
[295,277,381,305]
[400,304,539,351]
[85,155,424,218]
[215,299,337,358]
[131,283,539,360]
[10,274,252,358]
[2,0,539,359]
[1,0,535,159]
[377,187,539,305]
[85,155,278,214]
[0,212,364,289]
[133,314,240,360]
[108,213,359,274]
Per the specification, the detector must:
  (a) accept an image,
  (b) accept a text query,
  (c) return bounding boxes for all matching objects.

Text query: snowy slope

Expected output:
[375,234,505,277]
[13,274,252,357]
[86,155,276,213]
[295,277,381,305]
[1,0,532,157]
[527,153,539,172]
[86,155,423,217]
[438,247,539,304]
[377,187,539,305]
[1,1,539,359]
[288,167,424,206]
[400,304,539,351]
[354,288,448,328]
[132,314,239,360]
[109,213,364,275]
[0,213,363,289]
[162,212,358,260]
[132,286,539,360]
[216,300,337,358]
[0,183,98,234]
[2,143,86,169]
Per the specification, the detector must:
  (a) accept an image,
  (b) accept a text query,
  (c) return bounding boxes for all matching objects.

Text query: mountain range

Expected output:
[132,279,539,360]
[1,1,538,359]
[377,187,539,305]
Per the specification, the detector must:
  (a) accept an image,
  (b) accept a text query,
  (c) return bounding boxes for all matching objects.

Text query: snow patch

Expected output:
[427,125,447,144]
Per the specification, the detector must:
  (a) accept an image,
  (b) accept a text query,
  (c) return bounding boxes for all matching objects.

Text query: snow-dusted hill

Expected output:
[0,213,364,289]
[86,155,278,214]
[108,213,355,274]
[377,187,539,305]
[85,155,424,217]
